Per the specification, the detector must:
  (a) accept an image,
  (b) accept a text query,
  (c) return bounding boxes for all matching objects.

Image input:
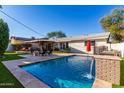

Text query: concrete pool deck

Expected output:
[2,54,112,88]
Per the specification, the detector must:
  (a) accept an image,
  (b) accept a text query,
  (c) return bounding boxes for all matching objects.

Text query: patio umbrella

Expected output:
[86,40,91,52]
[86,40,93,79]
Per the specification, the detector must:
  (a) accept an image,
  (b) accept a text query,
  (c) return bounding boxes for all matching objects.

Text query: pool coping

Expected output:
[2,53,112,88]
[2,54,74,88]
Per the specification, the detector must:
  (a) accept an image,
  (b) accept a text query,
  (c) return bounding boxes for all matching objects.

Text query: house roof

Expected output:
[11,36,33,41]
[24,39,54,43]
[54,32,110,42]
[10,32,110,44]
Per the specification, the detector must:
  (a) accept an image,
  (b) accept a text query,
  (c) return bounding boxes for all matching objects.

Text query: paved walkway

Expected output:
[93,78,112,88]
[2,53,113,88]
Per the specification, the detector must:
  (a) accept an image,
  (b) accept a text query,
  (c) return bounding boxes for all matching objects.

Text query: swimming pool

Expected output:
[21,56,96,88]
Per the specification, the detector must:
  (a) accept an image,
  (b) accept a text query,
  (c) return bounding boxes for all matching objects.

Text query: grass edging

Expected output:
[0,52,24,88]
[112,59,124,88]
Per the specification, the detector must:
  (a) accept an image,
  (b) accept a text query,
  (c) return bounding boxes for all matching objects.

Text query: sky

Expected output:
[0,5,124,38]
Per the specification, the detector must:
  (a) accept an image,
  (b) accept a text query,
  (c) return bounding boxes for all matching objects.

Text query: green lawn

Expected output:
[112,84,124,88]
[112,59,124,88]
[0,52,24,88]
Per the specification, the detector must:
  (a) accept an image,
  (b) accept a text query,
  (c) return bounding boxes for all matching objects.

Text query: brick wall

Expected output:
[94,56,120,85]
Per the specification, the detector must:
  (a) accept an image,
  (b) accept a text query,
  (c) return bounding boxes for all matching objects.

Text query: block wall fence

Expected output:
[94,56,120,85]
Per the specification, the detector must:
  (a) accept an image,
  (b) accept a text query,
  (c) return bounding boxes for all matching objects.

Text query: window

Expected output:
[84,40,95,46]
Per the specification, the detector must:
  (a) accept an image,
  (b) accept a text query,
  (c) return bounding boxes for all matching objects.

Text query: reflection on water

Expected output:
[21,56,95,88]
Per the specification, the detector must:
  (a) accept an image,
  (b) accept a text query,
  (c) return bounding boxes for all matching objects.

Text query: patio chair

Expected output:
[39,47,47,56]
[30,47,41,55]
[113,50,121,56]
[33,51,39,56]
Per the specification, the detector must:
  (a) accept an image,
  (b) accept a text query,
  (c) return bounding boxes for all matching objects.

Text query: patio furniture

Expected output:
[30,47,41,55]
[39,50,46,56]
[100,51,114,55]
[47,48,53,55]
[113,50,121,56]
[33,51,39,56]
[100,50,121,57]
[39,47,47,56]
[95,46,108,55]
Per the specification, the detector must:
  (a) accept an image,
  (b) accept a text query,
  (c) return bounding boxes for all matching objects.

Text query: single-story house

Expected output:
[8,32,121,54]
[51,32,111,54]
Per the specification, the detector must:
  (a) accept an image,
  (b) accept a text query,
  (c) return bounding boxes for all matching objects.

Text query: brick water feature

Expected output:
[94,55,121,85]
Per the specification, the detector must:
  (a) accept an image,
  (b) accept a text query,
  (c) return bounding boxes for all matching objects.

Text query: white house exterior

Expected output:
[54,32,112,54]
[9,32,121,54]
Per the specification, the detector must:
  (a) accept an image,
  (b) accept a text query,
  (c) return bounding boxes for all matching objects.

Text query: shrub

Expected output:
[0,19,9,58]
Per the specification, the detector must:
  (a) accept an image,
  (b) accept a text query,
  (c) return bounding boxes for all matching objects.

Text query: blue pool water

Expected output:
[21,56,95,88]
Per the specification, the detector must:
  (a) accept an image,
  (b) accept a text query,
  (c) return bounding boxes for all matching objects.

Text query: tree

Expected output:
[47,31,66,38]
[100,8,124,42]
[0,19,9,58]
